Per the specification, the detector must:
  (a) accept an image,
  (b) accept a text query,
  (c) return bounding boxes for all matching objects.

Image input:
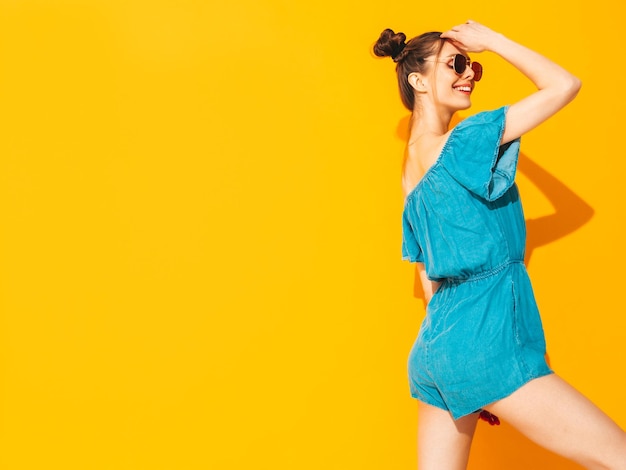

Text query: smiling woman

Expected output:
[374,20,626,470]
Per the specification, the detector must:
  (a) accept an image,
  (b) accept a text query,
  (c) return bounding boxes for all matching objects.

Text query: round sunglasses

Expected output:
[425,54,483,82]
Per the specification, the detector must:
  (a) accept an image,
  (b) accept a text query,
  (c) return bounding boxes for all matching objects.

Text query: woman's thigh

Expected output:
[485,374,626,469]
[417,401,478,470]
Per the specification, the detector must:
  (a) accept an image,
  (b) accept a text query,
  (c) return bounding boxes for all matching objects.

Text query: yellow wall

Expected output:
[0,1,622,469]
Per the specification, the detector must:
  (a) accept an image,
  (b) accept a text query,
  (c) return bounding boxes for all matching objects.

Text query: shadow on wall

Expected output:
[520,153,594,265]
[397,115,594,469]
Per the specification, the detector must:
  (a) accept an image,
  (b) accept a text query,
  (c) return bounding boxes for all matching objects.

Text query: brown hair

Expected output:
[373,29,444,111]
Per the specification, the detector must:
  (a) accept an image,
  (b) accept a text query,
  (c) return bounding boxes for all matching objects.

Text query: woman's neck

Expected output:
[409,105,453,142]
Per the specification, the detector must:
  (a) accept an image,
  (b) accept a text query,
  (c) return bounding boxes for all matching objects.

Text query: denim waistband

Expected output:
[444,259,525,285]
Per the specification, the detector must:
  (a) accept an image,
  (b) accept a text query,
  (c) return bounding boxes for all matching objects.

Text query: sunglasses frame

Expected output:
[452,54,483,82]
[423,54,483,82]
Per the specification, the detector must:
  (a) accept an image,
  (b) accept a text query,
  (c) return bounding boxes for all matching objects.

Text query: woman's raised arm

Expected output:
[441,20,581,144]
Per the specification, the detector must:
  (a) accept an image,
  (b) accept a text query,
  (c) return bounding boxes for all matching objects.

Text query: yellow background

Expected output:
[0,1,623,469]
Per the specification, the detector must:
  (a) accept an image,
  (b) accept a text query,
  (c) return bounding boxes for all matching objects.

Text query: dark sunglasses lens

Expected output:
[453,54,467,74]
[471,62,483,81]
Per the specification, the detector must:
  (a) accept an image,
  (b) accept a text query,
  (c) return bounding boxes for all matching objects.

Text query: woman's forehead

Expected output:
[439,41,466,57]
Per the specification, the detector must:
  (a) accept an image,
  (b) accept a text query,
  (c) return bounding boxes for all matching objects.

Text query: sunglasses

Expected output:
[426,54,483,82]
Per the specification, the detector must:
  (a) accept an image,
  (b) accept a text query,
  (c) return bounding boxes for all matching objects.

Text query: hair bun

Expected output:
[373,28,407,62]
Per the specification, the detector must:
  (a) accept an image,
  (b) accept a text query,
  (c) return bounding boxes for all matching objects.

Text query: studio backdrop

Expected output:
[0,1,622,469]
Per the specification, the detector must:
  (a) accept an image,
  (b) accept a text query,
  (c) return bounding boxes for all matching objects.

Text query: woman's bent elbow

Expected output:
[566,75,582,101]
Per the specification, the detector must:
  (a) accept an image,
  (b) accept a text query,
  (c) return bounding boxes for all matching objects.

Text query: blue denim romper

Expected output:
[402,106,553,420]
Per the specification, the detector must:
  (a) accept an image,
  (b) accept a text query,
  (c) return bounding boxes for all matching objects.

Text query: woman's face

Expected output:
[425,41,477,111]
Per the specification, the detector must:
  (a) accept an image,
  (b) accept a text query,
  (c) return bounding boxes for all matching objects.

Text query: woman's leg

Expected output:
[417,401,479,470]
[484,374,626,469]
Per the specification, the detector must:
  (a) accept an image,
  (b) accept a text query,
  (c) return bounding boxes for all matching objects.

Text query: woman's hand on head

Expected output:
[440,20,501,53]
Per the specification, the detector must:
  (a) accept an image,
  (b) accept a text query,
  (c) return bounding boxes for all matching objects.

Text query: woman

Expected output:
[374,20,626,469]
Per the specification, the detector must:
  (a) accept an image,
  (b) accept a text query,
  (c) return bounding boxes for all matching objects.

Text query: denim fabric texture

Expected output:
[402,106,552,420]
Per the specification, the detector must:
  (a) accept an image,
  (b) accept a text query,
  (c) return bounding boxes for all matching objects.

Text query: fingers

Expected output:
[439,29,466,50]
[440,28,462,41]
[440,21,470,41]
[440,20,489,52]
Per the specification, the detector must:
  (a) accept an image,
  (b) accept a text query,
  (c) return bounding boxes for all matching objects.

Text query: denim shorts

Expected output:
[408,261,553,420]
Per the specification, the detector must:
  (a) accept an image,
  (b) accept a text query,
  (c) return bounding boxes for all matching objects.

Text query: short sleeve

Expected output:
[441,106,521,201]
[402,209,423,262]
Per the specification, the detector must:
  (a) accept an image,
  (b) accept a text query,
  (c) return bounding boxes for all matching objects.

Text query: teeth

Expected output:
[454,86,471,92]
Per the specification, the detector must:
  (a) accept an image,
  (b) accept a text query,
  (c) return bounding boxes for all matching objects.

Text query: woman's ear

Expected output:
[408,72,428,93]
